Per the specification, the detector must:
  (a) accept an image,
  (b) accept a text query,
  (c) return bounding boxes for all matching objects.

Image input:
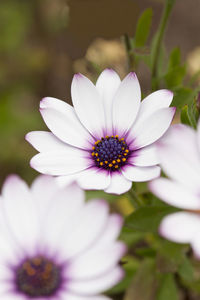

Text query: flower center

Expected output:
[91,135,130,171]
[15,256,62,298]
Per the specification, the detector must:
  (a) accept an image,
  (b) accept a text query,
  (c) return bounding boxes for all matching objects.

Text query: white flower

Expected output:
[26,69,175,194]
[0,174,125,299]
[149,122,200,258]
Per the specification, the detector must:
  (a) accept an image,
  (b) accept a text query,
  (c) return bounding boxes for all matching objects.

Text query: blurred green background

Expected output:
[0,0,200,185]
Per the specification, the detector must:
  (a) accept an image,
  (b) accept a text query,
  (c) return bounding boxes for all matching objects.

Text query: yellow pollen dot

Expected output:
[111,135,114,138]
[105,161,108,164]
[92,152,95,156]
[95,153,98,157]
[119,155,122,157]
[117,159,121,163]
[95,140,100,145]
[115,135,119,138]
[106,135,109,139]
[121,138,124,141]
[101,137,104,140]
[112,160,116,164]
[100,162,104,166]
[109,163,113,167]
[92,146,95,150]
[125,149,129,153]
[32,257,42,266]
[122,147,125,150]
[115,165,119,169]
[122,158,126,162]
[23,263,36,276]
[45,263,53,272]
[123,141,126,144]
[124,153,127,156]
[97,158,100,162]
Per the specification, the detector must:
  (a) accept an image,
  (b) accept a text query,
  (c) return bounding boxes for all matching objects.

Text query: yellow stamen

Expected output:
[105,161,108,164]
[112,160,116,164]
[95,153,98,157]
[97,158,100,162]
[122,158,126,162]
[106,135,109,139]
[92,152,95,156]
[115,165,119,169]
[125,149,129,153]
[100,162,104,166]
[109,163,113,167]
[117,159,121,163]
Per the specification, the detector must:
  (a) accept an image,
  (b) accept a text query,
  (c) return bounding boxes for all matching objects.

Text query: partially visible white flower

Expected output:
[0,174,125,299]
[149,121,200,258]
[26,69,175,195]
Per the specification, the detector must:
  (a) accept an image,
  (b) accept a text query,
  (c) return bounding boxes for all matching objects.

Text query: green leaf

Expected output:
[124,259,157,300]
[134,8,153,48]
[164,47,186,88]
[167,47,181,70]
[156,274,179,300]
[178,256,194,283]
[172,87,197,109]
[125,206,177,233]
[181,101,198,128]
[181,105,192,126]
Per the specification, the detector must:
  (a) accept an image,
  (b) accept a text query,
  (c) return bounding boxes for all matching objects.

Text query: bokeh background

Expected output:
[1,0,200,185]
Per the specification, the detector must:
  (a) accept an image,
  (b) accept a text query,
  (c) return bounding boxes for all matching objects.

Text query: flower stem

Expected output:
[128,187,143,209]
[151,0,176,91]
[123,34,135,71]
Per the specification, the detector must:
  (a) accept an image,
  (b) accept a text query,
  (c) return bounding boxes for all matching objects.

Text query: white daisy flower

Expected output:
[0,174,125,299]
[149,121,200,258]
[26,69,175,194]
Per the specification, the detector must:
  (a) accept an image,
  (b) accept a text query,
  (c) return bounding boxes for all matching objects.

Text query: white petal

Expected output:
[104,172,132,195]
[31,175,64,220]
[77,167,110,190]
[197,119,200,153]
[96,69,121,131]
[30,150,90,176]
[122,165,160,182]
[0,207,20,264]
[56,174,79,187]
[67,266,124,295]
[130,144,159,166]
[57,200,109,259]
[42,183,84,254]
[157,141,200,191]
[95,213,123,247]
[59,293,111,300]
[149,178,200,209]
[159,212,200,243]
[128,107,176,149]
[25,131,71,152]
[112,72,141,135]
[2,175,38,254]
[71,74,105,137]
[40,97,93,149]
[67,241,126,280]
[136,89,173,126]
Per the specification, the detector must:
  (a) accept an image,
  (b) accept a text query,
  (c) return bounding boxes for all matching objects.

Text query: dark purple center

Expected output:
[91,135,130,171]
[15,256,62,298]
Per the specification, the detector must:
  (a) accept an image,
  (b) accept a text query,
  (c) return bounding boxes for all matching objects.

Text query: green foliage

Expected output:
[134,8,153,48]
[125,206,178,233]
[156,274,179,300]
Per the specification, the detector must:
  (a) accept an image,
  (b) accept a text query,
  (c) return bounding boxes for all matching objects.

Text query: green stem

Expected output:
[123,34,135,71]
[151,0,176,91]
[128,188,143,209]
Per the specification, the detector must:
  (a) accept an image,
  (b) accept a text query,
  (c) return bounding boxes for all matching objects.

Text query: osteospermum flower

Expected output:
[149,121,200,257]
[26,69,175,194]
[0,175,125,299]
